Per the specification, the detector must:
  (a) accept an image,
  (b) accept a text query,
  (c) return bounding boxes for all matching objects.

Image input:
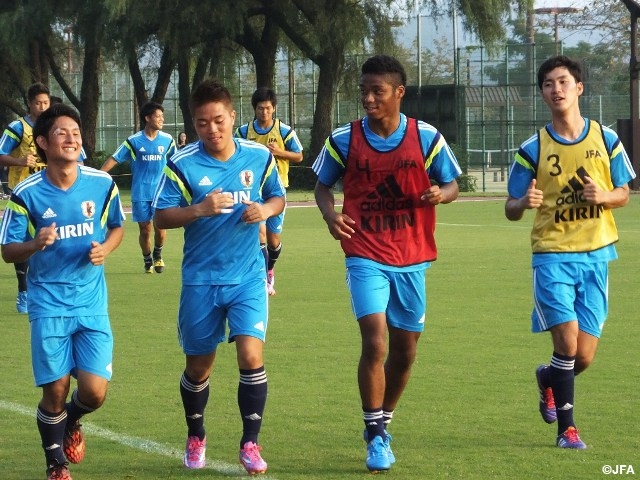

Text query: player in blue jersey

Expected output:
[505,56,636,450]
[101,101,176,273]
[153,79,285,475]
[0,83,51,314]
[0,103,125,480]
[235,87,303,295]
[313,55,461,472]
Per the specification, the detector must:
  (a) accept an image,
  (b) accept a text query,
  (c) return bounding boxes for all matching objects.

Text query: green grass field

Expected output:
[1,195,639,479]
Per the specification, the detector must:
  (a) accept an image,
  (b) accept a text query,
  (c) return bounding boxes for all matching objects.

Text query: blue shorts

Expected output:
[178,277,268,355]
[346,263,427,332]
[532,261,608,338]
[266,209,285,234]
[131,200,154,223]
[30,316,113,386]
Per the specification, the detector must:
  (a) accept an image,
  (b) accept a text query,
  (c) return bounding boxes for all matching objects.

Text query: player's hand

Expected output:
[421,185,443,205]
[199,188,234,216]
[582,176,604,204]
[323,211,356,240]
[267,144,284,157]
[88,240,106,265]
[241,200,268,223]
[24,153,38,168]
[523,179,543,209]
[35,223,57,251]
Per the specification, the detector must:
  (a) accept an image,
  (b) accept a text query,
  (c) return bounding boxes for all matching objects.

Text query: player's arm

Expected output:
[1,223,58,263]
[0,152,38,169]
[154,188,235,229]
[314,180,355,240]
[88,226,124,266]
[421,179,459,205]
[241,195,285,224]
[99,156,118,173]
[268,145,303,163]
[582,176,629,209]
[505,179,543,221]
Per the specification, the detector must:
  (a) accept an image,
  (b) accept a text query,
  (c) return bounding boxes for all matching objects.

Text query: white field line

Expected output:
[0,399,276,479]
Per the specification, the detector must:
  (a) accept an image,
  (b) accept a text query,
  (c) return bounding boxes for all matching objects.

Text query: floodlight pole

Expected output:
[531,7,582,55]
[622,0,640,189]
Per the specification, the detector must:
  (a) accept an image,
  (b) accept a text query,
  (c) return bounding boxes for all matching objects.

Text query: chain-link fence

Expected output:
[55,43,631,192]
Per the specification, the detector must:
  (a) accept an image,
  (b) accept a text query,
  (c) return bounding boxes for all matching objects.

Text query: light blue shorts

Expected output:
[266,209,285,234]
[131,200,154,223]
[30,316,113,386]
[178,277,268,355]
[346,263,427,332]
[532,261,608,338]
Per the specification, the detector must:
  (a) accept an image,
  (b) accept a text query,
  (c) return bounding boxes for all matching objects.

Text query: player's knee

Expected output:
[574,355,594,375]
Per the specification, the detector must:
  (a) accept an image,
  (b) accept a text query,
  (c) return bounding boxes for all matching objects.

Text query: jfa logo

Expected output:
[602,464,635,475]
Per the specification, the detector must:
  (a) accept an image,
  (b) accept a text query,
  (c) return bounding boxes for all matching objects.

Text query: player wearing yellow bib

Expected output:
[235,88,303,295]
[0,83,51,314]
[505,56,636,450]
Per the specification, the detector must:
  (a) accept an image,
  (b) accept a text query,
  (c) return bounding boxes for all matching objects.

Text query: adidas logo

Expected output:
[362,174,412,211]
[187,413,203,419]
[244,413,262,421]
[558,403,574,411]
[366,174,404,200]
[557,166,589,205]
[199,176,213,186]
[253,321,265,332]
[42,208,57,219]
[139,146,146,152]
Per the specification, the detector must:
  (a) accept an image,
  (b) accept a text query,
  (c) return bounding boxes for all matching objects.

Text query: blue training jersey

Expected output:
[0,166,126,318]
[112,130,176,202]
[507,118,636,266]
[152,138,285,285]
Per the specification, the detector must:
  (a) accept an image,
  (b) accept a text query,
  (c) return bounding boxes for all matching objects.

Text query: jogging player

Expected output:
[153,79,285,475]
[313,55,461,472]
[0,103,125,480]
[505,55,635,449]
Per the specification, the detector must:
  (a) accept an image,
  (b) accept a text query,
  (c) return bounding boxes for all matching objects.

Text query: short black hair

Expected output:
[251,87,277,109]
[33,103,82,163]
[26,82,50,103]
[140,101,164,126]
[537,55,583,90]
[361,55,407,87]
[189,79,233,116]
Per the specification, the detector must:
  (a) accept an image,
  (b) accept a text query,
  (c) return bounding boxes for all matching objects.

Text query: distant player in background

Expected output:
[177,131,188,149]
[101,101,176,273]
[313,55,461,472]
[505,55,635,449]
[0,82,51,314]
[0,103,125,480]
[153,79,285,475]
[235,87,303,295]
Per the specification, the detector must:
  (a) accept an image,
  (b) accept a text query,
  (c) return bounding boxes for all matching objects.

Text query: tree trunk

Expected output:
[309,51,344,160]
[77,23,103,161]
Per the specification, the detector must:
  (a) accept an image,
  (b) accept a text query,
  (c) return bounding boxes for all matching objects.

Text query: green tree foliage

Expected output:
[0,0,556,164]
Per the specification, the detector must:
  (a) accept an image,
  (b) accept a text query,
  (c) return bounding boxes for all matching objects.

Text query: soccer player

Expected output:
[0,82,51,313]
[153,79,285,475]
[312,55,461,472]
[505,55,636,449]
[235,87,303,295]
[101,101,176,273]
[0,103,125,480]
